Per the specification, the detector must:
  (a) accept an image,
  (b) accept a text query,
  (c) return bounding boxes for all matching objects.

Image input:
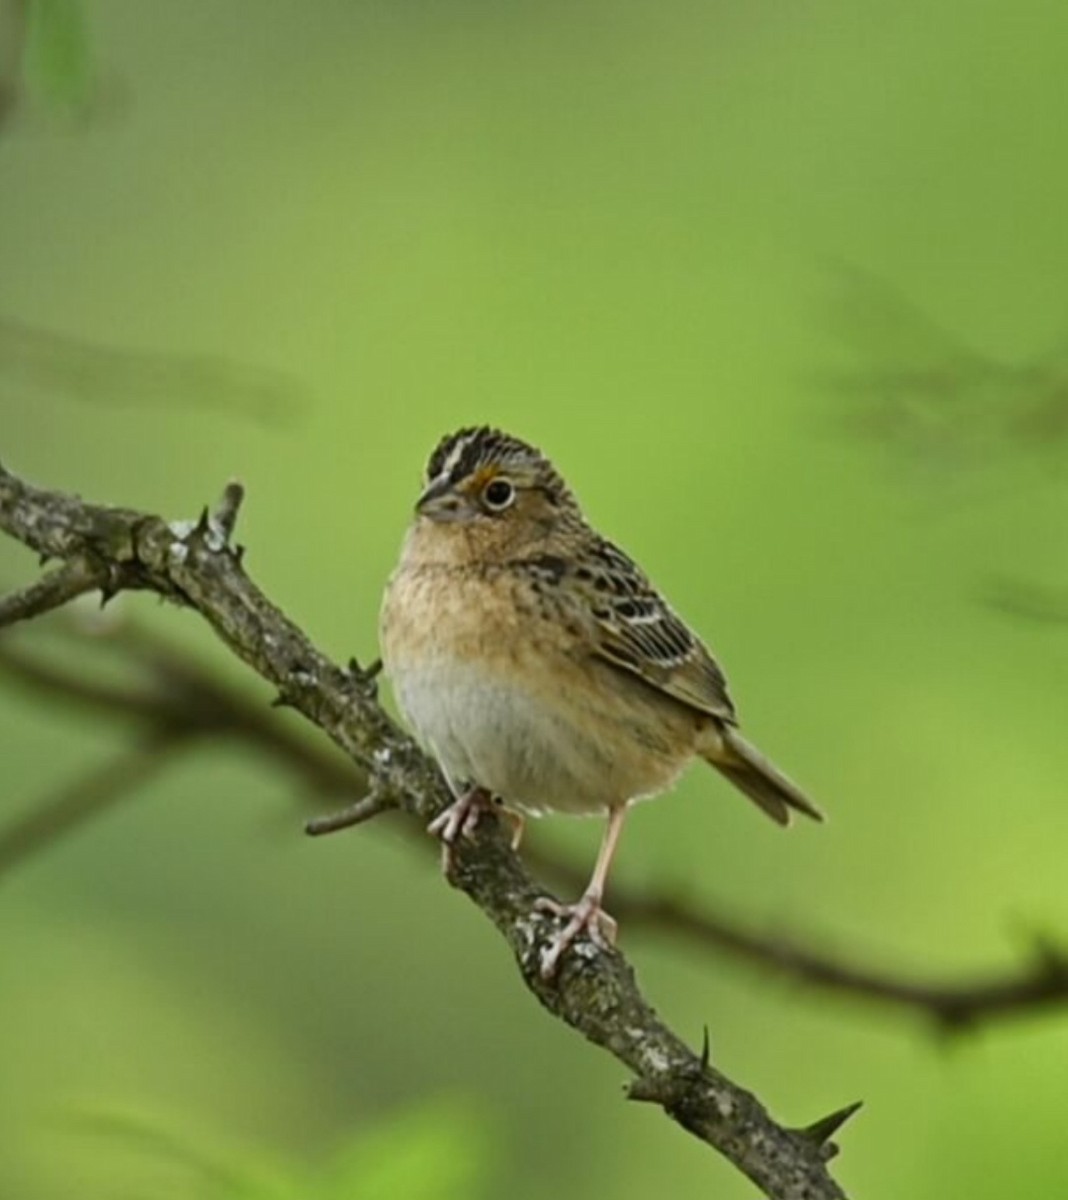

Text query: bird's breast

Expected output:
[380,563,696,814]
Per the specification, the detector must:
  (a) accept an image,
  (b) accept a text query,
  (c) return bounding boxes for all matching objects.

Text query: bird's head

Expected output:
[411,427,581,555]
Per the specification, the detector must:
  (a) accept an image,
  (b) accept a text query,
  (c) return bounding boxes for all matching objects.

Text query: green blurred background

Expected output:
[2,1,1067,1196]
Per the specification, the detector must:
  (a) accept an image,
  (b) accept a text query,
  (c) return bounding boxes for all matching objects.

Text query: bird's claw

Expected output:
[535,893,618,979]
[427,787,493,870]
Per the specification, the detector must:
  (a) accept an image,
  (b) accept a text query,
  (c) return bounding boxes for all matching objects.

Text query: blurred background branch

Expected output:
[0,0,27,130]
[822,263,1068,634]
[983,577,1068,627]
[822,261,1068,476]
[0,315,304,425]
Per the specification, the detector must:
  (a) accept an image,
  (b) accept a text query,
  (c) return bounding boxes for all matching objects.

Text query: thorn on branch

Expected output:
[346,656,382,698]
[700,1025,712,1070]
[99,562,126,608]
[305,785,395,835]
[173,482,245,558]
[794,1100,864,1160]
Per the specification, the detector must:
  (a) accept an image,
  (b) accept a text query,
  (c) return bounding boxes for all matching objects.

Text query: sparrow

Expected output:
[380,427,822,977]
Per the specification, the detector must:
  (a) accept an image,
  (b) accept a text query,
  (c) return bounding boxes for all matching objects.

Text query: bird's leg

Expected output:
[535,805,627,979]
[492,795,526,851]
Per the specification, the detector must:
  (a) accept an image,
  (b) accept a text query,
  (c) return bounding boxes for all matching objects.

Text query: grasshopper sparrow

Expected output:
[380,427,822,977]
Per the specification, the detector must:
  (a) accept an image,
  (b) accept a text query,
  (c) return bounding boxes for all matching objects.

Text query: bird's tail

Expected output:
[702,726,824,826]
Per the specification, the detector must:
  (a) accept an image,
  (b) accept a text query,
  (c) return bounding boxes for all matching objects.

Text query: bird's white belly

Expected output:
[391,659,646,815]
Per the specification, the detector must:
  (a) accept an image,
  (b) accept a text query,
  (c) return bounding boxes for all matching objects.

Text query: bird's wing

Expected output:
[574,538,736,723]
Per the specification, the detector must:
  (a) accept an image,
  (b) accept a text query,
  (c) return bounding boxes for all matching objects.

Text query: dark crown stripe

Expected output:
[424,427,574,503]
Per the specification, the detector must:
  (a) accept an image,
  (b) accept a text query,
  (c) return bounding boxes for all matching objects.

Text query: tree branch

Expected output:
[0,729,187,877]
[0,458,853,1199]
[983,575,1068,627]
[0,557,107,627]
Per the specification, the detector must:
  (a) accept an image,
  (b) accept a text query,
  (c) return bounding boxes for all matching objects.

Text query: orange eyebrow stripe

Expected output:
[465,466,498,491]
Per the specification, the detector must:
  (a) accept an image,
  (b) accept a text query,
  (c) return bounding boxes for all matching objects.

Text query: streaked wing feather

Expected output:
[578,539,736,722]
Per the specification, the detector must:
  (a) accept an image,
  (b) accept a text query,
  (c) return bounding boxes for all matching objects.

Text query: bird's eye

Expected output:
[482,478,516,511]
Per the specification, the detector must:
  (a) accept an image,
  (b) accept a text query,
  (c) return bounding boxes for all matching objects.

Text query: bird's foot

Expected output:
[534,892,618,979]
[427,786,493,870]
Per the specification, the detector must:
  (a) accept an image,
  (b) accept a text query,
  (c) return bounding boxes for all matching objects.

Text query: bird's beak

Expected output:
[415,481,471,523]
